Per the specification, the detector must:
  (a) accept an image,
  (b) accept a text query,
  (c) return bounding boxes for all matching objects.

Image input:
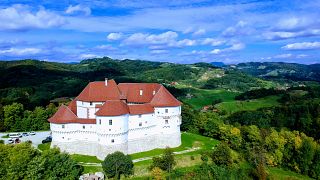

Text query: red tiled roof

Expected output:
[150,85,182,107]
[68,98,77,115]
[118,83,161,103]
[128,104,154,115]
[49,105,96,124]
[95,100,129,116]
[77,80,120,102]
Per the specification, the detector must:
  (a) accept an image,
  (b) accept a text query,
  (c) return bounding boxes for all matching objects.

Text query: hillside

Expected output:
[0,58,277,109]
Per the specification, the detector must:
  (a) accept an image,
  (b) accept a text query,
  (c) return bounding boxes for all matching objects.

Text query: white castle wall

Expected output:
[51,104,182,160]
[76,101,104,119]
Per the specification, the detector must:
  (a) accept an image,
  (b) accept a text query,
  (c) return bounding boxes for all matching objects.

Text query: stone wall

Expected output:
[51,132,181,160]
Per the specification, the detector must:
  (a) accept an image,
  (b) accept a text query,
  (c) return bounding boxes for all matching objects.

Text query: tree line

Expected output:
[0,103,57,132]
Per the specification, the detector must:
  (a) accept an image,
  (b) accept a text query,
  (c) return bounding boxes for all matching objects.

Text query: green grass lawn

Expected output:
[38,142,51,151]
[130,132,219,160]
[70,154,102,163]
[182,88,239,109]
[215,95,280,114]
[1,134,9,138]
[268,167,313,180]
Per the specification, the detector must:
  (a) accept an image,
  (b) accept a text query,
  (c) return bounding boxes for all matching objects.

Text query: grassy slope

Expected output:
[182,88,239,109]
[268,167,313,180]
[215,95,280,114]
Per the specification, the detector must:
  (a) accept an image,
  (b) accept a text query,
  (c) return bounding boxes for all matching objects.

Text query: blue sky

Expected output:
[0,0,320,64]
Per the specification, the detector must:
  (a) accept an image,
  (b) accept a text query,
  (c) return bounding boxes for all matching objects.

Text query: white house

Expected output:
[49,79,182,160]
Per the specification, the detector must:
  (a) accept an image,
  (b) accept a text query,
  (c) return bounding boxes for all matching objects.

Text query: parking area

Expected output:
[0,131,51,148]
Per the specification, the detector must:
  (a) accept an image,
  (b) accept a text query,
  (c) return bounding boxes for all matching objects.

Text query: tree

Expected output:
[151,167,165,180]
[210,143,233,167]
[150,147,176,172]
[26,148,83,179]
[101,151,134,179]
[3,103,24,131]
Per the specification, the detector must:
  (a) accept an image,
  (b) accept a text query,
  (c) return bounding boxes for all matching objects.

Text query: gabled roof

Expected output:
[68,98,77,115]
[77,80,120,102]
[128,104,154,115]
[118,83,161,103]
[48,105,96,124]
[95,100,129,116]
[150,85,182,107]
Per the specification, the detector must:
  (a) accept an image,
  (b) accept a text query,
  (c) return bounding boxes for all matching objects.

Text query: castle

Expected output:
[48,79,182,160]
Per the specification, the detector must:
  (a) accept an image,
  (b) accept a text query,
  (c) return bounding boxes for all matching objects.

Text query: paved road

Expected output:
[0,131,51,148]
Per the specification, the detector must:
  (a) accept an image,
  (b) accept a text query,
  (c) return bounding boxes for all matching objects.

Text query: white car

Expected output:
[9,133,22,138]
[7,139,14,144]
[29,131,36,135]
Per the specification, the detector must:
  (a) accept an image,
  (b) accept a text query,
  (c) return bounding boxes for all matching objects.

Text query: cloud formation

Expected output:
[66,5,91,16]
[0,5,66,31]
[282,42,320,50]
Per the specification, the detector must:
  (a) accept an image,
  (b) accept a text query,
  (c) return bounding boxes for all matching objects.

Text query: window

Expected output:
[111,139,114,143]
[165,120,168,124]
[83,125,85,129]
[165,109,168,113]
[139,90,143,96]
[90,102,92,105]
[99,119,101,124]
[62,125,65,128]
[139,122,142,126]
[109,120,112,125]
[138,114,142,118]
[109,129,111,131]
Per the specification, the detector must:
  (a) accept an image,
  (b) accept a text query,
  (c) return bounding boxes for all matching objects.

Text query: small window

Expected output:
[139,90,143,96]
[138,114,142,118]
[109,120,112,125]
[62,125,65,128]
[99,119,101,125]
[165,109,168,113]
[109,129,111,131]
[90,102,92,105]
[165,120,168,124]
[83,125,85,129]
[111,139,114,143]
[139,122,142,127]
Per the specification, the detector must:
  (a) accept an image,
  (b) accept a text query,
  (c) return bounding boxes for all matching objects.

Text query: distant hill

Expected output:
[234,62,320,82]
[210,62,225,67]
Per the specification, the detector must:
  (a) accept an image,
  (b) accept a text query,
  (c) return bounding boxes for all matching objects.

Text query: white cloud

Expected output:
[274,53,292,59]
[222,21,252,37]
[282,42,320,50]
[122,31,178,46]
[193,28,206,36]
[0,48,41,56]
[264,29,320,40]
[107,32,123,41]
[169,39,196,47]
[0,5,66,31]
[150,49,169,54]
[66,5,91,16]
[79,53,101,59]
[209,41,245,54]
[202,38,225,46]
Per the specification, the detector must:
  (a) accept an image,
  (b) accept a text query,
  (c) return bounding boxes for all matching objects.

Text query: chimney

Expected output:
[105,78,108,86]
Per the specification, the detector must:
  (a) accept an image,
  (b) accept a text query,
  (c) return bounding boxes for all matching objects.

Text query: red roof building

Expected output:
[49,79,181,124]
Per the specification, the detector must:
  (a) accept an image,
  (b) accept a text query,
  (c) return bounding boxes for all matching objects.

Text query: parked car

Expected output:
[29,131,36,135]
[42,136,52,144]
[7,139,14,144]
[9,133,22,138]
[22,132,29,136]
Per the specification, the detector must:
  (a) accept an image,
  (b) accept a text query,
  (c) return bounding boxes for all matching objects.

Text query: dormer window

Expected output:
[153,90,156,95]
[140,90,143,96]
